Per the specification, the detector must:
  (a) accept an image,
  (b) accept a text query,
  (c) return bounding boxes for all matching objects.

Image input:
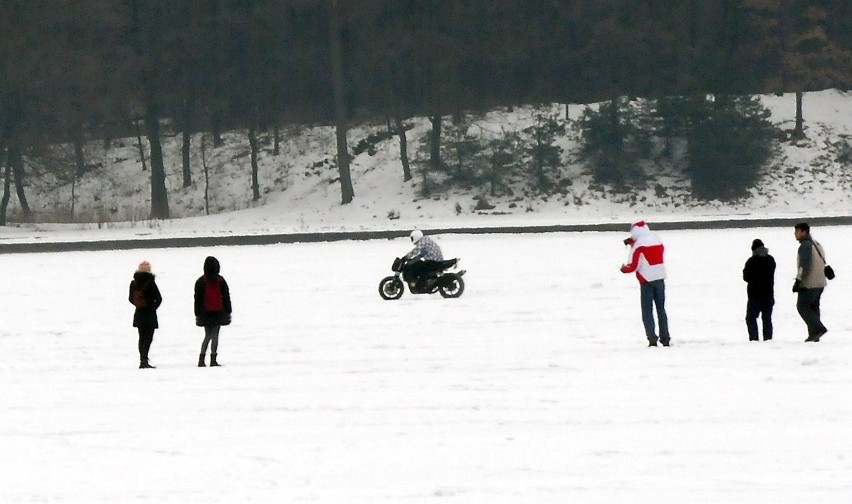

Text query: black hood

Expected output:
[133,271,155,283]
[203,256,220,278]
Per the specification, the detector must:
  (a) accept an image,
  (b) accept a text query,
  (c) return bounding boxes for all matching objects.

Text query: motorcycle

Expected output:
[378,256,466,300]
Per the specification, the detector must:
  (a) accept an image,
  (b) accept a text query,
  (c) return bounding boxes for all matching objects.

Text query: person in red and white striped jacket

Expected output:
[620,221,670,347]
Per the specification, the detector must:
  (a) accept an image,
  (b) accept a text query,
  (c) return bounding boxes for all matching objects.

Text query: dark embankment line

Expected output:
[3,215,851,254]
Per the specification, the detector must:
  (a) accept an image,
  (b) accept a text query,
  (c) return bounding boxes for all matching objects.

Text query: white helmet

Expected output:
[410,229,423,243]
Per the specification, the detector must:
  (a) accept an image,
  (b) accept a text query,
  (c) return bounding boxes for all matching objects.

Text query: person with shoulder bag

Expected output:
[194,256,232,366]
[792,223,829,342]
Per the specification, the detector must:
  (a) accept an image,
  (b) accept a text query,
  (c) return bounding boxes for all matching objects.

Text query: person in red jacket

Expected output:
[620,221,670,347]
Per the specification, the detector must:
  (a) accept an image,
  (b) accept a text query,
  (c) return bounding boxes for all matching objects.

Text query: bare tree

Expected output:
[429,115,442,169]
[181,86,194,187]
[273,125,280,156]
[143,106,169,219]
[328,0,354,204]
[391,117,412,182]
[129,0,169,219]
[133,117,148,171]
[8,145,30,219]
[248,126,260,201]
[200,133,210,215]
[0,147,9,225]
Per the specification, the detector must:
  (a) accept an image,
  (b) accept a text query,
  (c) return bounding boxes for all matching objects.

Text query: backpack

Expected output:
[131,284,148,308]
[203,277,224,312]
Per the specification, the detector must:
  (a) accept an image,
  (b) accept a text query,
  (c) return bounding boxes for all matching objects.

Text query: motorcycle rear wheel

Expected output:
[378,276,405,300]
[438,274,465,298]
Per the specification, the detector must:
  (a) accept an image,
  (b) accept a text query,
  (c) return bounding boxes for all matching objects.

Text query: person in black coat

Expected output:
[194,256,232,367]
[743,239,776,341]
[128,261,163,368]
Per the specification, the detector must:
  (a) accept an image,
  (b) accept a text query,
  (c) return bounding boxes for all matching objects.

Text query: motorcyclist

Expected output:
[404,229,444,286]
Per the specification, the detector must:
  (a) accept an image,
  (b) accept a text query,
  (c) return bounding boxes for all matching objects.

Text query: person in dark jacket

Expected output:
[742,239,776,341]
[194,256,232,367]
[128,261,162,369]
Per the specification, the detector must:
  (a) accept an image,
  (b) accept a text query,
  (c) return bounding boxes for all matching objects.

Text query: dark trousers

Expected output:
[201,325,220,355]
[640,279,670,344]
[137,327,155,360]
[797,288,827,337]
[745,298,774,341]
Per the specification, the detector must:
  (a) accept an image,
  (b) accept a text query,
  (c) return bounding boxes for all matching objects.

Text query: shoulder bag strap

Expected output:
[813,241,827,264]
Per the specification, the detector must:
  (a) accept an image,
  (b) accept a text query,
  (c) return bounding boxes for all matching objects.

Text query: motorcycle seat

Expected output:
[437,258,458,270]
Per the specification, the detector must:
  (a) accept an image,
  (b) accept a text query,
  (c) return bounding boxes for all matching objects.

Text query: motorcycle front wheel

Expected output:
[438,274,465,298]
[378,276,405,300]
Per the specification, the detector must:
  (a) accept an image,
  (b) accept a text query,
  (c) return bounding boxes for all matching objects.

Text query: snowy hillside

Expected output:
[2,90,850,243]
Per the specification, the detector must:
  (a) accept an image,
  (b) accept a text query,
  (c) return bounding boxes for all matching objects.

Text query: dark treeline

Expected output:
[0,0,850,217]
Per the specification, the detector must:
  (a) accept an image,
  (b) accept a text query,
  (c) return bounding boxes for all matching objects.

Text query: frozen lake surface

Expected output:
[2,227,851,503]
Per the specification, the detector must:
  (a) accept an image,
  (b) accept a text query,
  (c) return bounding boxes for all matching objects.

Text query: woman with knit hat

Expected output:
[128,261,163,368]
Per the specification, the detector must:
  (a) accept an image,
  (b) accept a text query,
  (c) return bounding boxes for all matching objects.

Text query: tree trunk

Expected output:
[8,145,30,219]
[535,134,545,189]
[71,168,77,221]
[429,115,442,168]
[200,133,210,215]
[144,109,170,219]
[794,91,805,139]
[182,128,192,187]
[71,120,86,180]
[69,116,81,220]
[778,0,790,92]
[181,86,194,187]
[248,127,260,201]
[490,159,498,197]
[135,119,148,171]
[0,148,9,226]
[421,115,442,196]
[208,0,224,149]
[687,0,700,84]
[329,0,354,204]
[212,111,224,147]
[273,125,280,156]
[393,117,412,182]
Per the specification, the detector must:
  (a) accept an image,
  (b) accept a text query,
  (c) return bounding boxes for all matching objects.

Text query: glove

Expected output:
[195,316,203,327]
[792,280,801,293]
[623,238,634,246]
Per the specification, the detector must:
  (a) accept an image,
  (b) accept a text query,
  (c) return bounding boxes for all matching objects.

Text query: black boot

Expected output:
[210,353,220,367]
[139,358,155,369]
[198,353,206,367]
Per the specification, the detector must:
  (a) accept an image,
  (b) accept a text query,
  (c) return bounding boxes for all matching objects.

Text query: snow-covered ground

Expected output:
[3,224,851,502]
